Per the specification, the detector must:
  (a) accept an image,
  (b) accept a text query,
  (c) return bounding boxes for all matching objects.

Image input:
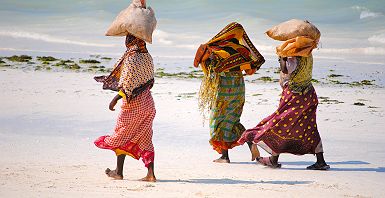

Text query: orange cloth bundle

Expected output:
[266,19,320,57]
[276,36,318,57]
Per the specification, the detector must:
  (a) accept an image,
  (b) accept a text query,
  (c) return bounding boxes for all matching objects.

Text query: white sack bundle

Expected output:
[105,0,157,43]
[266,19,320,41]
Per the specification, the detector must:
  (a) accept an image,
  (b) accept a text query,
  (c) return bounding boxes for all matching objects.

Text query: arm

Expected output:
[109,94,122,111]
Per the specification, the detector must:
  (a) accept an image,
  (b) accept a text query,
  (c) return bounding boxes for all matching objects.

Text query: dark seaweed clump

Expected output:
[37,56,58,62]
[319,96,344,104]
[79,59,101,64]
[327,74,344,78]
[350,80,375,86]
[6,55,32,62]
[54,60,75,67]
[257,76,273,82]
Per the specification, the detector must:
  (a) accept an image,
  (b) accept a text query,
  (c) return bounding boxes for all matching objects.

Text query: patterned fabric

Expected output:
[238,85,321,155]
[119,52,154,98]
[193,23,264,153]
[277,36,319,57]
[209,72,246,154]
[288,55,313,93]
[194,22,265,74]
[94,89,156,167]
[94,35,154,99]
[195,22,264,121]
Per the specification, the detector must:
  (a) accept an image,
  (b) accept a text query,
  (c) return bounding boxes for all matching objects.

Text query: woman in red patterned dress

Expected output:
[94,34,156,181]
[238,55,330,170]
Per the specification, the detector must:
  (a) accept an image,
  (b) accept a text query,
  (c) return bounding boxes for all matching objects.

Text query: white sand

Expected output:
[0,69,384,197]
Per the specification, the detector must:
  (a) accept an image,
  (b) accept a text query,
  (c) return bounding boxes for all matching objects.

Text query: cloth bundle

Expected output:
[194,22,265,74]
[105,0,157,43]
[193,22,265,118]
[266,19,320,57]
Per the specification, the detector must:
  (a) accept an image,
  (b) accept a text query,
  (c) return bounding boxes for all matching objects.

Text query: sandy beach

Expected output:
[1,0,385,197]
[0,66,384,197]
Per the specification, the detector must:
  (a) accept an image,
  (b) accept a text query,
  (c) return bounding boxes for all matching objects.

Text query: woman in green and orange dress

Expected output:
[194,22,265,163]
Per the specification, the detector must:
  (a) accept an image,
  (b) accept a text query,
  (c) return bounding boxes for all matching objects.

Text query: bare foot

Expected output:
[140,175,157,182]
[251,144,260,161]
[213,158,230,163]
[105,168,123,180]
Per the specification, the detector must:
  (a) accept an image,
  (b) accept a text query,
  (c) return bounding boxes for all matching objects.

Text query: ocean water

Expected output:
[0,0,384,84]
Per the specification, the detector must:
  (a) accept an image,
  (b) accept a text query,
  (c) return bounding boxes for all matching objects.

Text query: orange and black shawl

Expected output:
[194,22,265,74]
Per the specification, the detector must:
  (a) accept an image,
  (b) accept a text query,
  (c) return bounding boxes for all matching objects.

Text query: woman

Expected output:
[238,54,330,170]
[194,22,265,163]
[94,34,157,181]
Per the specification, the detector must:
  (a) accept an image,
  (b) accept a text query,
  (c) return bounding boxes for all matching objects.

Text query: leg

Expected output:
[213,149,230,163]
[316,152,327,165]
[140,162,157,182]
[105,154,125,180]
[307,152,330,170]
[247,142,260,161]
[257,154,281,168]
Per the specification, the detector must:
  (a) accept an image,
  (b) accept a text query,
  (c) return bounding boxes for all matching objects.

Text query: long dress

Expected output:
[238,55,324,155]
[94,37,156,167]
[209,72,246,153]
[193,22,265,154]
[94,89,156,167]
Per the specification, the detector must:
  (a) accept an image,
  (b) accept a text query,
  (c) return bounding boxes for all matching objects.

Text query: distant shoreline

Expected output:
[0,54,383,88]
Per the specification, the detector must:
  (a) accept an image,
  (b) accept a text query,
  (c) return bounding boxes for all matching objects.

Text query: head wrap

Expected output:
[94,34,149,96]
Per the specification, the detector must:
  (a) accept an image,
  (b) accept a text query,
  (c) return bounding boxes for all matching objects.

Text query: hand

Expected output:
[245,68,257,75]
[109,98,118,111]
[109,94,122,111]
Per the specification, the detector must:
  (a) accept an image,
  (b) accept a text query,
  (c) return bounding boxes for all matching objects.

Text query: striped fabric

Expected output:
[209,71,246,153]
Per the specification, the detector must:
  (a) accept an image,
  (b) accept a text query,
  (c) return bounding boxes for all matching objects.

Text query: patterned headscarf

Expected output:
[125,34,147,53]
[94,34,150,95]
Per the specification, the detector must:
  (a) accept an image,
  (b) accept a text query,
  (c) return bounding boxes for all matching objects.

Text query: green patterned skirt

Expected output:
[209,72,245,154]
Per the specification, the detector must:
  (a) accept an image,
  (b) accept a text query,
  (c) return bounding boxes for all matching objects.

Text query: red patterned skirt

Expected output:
[239,85,321,155]
[94,89,156,167]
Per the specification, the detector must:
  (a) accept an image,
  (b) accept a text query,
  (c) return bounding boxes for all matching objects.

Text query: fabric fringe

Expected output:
[198,72,220,122]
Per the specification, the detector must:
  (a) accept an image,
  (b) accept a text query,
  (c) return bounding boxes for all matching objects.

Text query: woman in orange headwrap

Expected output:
[238,20,329,170]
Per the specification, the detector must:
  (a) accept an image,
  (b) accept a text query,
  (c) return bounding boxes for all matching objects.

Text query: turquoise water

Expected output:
[0,0,384,84]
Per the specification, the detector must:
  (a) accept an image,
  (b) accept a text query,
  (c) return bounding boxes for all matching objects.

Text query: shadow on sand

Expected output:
[232,161,385,172]
[281,167,385,173]
[280,161,370,166]
[278,161,384,172]
[158,178,313,185]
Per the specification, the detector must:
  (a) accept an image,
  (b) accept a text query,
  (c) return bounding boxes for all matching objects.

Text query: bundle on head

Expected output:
[105,0,157,43]
[266,19,321,57]
[194,22,265,119]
